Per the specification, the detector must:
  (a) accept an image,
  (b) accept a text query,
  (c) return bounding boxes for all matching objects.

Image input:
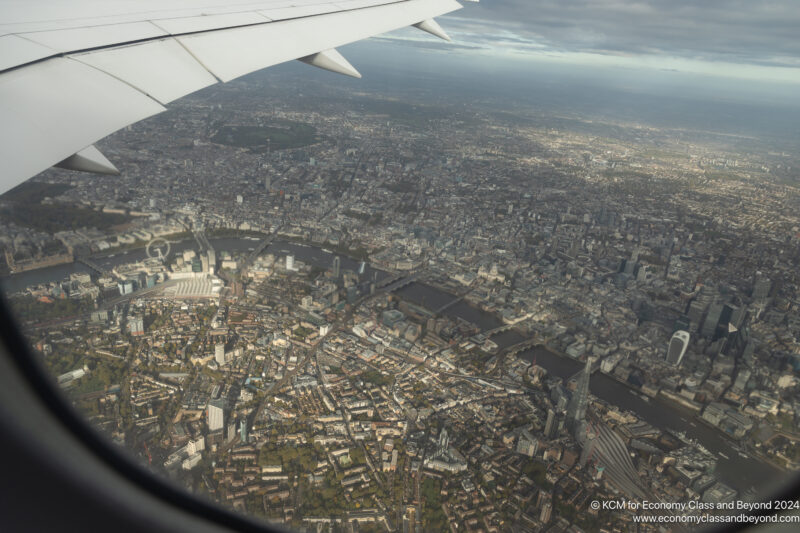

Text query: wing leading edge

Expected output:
[0,0,462,193]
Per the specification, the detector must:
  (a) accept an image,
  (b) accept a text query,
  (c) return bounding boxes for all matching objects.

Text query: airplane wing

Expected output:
[0,0,462,194]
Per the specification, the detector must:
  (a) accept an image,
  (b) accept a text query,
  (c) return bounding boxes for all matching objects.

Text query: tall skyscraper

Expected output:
[207,399,224,432]
[215,343,225,366]
[688,285,714,332]
[239,418,248,444]
[566,357,592,436]
[286,254,295,271]
[752,275,771,301]
[347,285,358,303]
[516,430,538,457]
[687,300,707,332]
[701,303,724,338]
[332,256,341,278]
[544,408,557,438]
[539,500,552,524]
[623,258,636,276]
[666,330,690,366]
[721,321,747,358]
[734,368,752,391]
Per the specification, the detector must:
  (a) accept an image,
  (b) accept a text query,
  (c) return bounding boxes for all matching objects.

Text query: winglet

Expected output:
[299,49,361,78]
[55,145,120,175]
[413,19,451,41]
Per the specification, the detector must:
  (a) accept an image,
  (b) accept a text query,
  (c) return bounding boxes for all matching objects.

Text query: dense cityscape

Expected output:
[2,66,800,532]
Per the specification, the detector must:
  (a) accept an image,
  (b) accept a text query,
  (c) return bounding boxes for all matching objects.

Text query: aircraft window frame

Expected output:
[1,23,799,529]
[0,291,289,533]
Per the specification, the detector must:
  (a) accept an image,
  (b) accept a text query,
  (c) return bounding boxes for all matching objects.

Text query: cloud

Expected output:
[433,0,800,74]
[371,33,486,52]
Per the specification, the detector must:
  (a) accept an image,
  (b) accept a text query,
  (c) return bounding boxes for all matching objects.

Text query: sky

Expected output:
[373,0,800,88]
[262,0,800,141]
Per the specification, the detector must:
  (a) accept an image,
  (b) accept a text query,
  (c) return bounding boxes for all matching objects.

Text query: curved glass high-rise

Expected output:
[666,330,690,366]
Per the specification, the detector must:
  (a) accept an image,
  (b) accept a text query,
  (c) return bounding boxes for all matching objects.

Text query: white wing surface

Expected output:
[0,0,462,193]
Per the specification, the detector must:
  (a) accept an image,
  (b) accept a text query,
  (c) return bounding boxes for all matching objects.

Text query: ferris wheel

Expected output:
[146,238,171,263]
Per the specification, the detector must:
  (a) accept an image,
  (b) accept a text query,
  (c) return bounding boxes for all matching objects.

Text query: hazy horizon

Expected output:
[243,36,800,150]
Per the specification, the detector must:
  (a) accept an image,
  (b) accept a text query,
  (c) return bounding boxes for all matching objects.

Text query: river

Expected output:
[0,237,389,293]
[391,275,783,494]
[0,236,786,494]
